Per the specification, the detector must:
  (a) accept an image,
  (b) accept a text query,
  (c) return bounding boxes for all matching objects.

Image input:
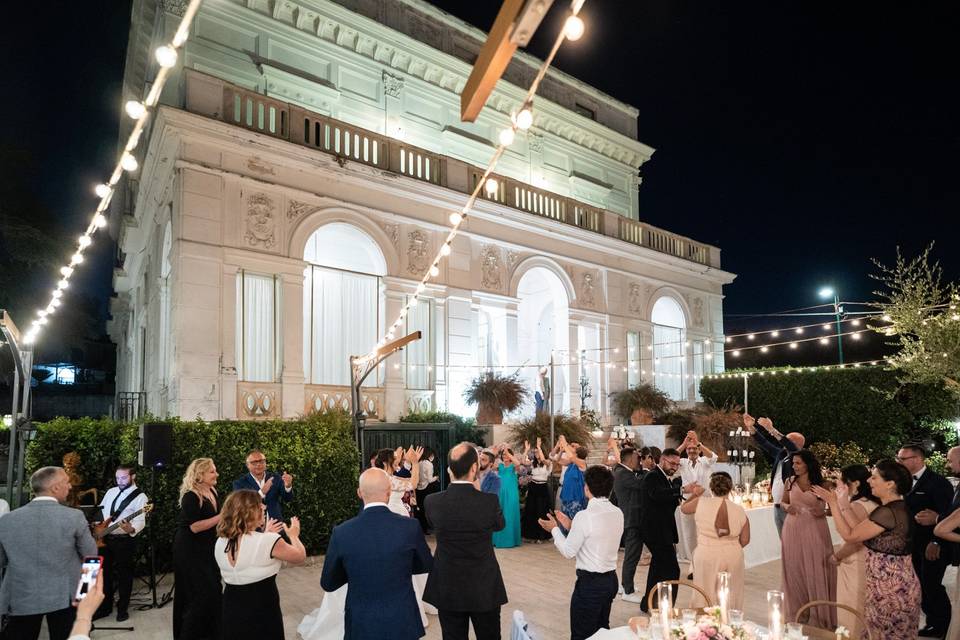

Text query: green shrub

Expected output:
[400,411,488,445]
[807,441,869,470]
[508,413,593,449]
[26,411,359,568]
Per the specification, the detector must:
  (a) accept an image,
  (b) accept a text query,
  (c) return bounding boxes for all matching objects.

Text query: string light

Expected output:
[498,128,515,146]
[485,178,499,197]
[22,0,203,347]
[563,15,585,41]
[448,212,463,225]
[514,107,534,130]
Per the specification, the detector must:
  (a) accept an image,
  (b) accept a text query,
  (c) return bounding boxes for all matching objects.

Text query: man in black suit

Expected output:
[638,448,698,613]
[899,444,954,637]
[424,442,507,640]
[612,448,647,603]
[232,449,293,521]
[743,414,803,538]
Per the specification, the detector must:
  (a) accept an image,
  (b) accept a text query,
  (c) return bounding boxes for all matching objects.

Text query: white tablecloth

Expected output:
[743,505,842,568]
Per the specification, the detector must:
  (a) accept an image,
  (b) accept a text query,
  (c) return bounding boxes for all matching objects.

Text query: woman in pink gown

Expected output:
[781,449,836,628]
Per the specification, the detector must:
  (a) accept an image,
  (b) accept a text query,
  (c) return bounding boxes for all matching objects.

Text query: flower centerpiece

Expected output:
[670,608,753,639]
[835,626,850,640]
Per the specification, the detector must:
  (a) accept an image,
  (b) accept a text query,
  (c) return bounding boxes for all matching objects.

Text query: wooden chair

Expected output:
[645,580,713,613]
[795,600,872,640]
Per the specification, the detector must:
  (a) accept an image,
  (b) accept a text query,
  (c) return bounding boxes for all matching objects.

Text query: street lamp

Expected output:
[818,287,844,364]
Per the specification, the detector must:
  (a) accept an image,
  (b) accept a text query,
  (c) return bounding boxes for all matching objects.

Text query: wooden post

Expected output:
[459,0,527,122]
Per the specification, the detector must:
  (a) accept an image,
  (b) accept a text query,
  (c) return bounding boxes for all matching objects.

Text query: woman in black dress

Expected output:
[215,490,306,639]
[173,457,222,639]
[521,439,553,541]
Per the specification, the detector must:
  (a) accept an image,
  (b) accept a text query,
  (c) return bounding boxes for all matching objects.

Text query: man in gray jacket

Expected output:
[0,466,98,640]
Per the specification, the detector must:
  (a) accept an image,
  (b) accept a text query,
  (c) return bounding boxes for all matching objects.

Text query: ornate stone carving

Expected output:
[581,272,596,307]
[247,156,276,176]
[381,223,400,249]
[158,0,187,16]
[528,133,544,154]
[692,297,705,327]
[480,245,502,290]
[406,229,430,275]
[245,193,277,249]
[506,250,522,270]
[382,71,404,98]
[628,283,643,315]
[287,200,318,222]
[238,387,279,419]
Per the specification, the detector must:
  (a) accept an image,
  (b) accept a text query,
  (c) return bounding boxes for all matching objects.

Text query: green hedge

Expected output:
[400,411,488,445]
[25,411,359,567]
[699,368,956,459]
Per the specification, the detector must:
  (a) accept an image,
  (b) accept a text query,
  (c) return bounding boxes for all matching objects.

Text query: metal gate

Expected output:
[361,423,456,490]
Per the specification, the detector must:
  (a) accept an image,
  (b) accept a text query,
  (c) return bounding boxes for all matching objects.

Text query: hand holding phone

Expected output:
[75,556,103,601]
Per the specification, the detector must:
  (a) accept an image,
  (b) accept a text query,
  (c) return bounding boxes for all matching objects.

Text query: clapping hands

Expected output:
[405,446,424,463]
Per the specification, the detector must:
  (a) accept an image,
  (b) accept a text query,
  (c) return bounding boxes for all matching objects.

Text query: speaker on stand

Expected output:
[137,423,175,609]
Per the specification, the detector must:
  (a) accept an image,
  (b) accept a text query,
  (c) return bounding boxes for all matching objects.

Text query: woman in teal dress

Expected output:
[493,447,522,548]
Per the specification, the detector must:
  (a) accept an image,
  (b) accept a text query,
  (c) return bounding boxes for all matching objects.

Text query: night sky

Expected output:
[3,0,958,364]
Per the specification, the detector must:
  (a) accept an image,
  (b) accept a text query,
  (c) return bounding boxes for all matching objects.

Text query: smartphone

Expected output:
[75,556,103,601]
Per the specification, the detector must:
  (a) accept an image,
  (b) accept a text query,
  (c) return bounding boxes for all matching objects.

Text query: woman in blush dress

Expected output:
[814,460,920,640]
[829,465,879,639]
[780,449,836,629]
[682,471,750,610]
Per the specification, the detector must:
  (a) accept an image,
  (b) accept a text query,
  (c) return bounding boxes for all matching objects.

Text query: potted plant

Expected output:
[609,383,672,426]
[463,371,529,425]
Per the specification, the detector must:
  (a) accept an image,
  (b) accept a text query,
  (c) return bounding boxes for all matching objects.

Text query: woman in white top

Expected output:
[677,431,718,568]
[521,438,553,542]
[215,490,306,640]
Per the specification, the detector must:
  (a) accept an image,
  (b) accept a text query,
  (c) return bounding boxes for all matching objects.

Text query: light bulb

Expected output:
[498,128,515,146]
[60,266,74,277]
[23,333,37,345]
[440,243,451,256]
[71,253,84,265]
[852,332,861,340]
[747,334,755,340]
[820,337,829,345]
[121,153,138,172]
[771,331,779,337]
[93,214,108,228]
[408,297,418,307]
[125,100,147,119]
[416,283,425,294]
[515,108,533,130]
[789,342,798,349]
[95,184,111,198]
[38,317,48,325]
[761,346,769,353]
[795,327,804,334]
[38,310,48,318]
[46,304,56,314]
[430,265,439,277]
[51,297,62,308]
[563,15,585,41]
[725,337,732,343]
[732,350,741,357]
[52,289,62,299]
[387,331,395,340]
[485,178,498,196]
[822,323,831,330]
[78,235,92,248]
[851,319,861,326]
[58,279,69,289]
[449,212,463,226]
[155,45,178,68]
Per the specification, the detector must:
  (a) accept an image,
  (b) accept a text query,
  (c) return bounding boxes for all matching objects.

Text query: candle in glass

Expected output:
[657,582,672,640]
[767,590,784,640]
[716,571,730,624]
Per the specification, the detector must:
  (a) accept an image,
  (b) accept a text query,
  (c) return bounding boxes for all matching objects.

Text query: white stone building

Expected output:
[108,0,735,423]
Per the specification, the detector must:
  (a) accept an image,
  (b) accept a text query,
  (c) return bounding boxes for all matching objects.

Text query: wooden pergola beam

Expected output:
[460,0,527,123]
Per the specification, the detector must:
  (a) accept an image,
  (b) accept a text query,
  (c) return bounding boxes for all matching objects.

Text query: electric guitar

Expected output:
[92,503,154,547]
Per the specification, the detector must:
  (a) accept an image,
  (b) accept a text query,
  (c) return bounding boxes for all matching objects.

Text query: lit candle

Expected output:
[768,590,783,640]
[658,582,672,640]
[717,571,730,624]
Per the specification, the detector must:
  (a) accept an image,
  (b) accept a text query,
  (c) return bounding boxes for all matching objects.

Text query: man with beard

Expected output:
[478,449,502,495]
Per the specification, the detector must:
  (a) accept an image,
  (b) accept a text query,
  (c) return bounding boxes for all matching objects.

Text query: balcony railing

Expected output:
[185,70,719,268]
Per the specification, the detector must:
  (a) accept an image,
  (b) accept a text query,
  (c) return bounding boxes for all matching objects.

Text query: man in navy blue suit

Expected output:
[232,449,293,520]
[321,468,433,640]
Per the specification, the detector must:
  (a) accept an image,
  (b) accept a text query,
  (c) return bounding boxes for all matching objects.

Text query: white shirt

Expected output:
[912,466,927,488]
[417,460,437,491]
[98,485,149,536]
[250,472,292,498]
[679,453,718,498]
[550,497,624,573]
[215,531,282,585]
[772,459,786,505]
[530,465,551,483]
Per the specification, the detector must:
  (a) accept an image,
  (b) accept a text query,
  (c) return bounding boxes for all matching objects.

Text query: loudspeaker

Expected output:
[139,422,173,468]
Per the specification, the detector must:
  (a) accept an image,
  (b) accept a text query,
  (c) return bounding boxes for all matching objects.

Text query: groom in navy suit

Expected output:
[321,467,433,640]
[232,449,293,520]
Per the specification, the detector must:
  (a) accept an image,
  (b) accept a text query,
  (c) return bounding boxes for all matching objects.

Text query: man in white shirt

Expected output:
[540,465,624,640]
[95,464,149,622]
[676,431,717,571]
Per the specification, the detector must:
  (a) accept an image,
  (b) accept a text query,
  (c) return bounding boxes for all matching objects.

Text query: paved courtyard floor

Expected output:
[85,539,948,639]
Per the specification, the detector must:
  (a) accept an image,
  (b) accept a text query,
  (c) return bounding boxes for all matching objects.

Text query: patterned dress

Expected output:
[862,499,921,640]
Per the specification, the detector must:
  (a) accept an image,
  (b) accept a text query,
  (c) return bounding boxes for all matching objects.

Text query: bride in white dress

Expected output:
[298,447,436,640]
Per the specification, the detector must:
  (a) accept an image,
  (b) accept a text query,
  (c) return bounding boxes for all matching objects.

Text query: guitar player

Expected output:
[94,464,149,622]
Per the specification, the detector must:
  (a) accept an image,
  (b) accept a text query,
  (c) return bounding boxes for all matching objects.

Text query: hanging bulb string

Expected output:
[24,0,205,345]
[356,1,588,364]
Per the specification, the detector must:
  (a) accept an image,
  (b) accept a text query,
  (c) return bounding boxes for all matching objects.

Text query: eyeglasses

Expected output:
[895,455,919,463]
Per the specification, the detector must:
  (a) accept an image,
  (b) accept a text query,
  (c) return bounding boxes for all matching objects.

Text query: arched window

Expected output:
[302,223,386,386]
[517,267,570,414]
[652,296,686,400]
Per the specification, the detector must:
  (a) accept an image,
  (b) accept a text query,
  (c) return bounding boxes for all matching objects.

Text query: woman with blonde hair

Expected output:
[173,458,222,639]
[216,490,306,639]
[681,471,750,609]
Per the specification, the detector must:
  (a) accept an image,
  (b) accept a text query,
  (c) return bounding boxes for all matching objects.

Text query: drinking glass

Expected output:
[729,609,744,627]
[785,622,803,639]
[682,609,696,623]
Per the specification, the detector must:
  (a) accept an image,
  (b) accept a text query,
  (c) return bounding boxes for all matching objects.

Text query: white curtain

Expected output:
[627,330,641,388]
[406,298,431,390]
[304,266,379,386]
[238,273,277,382]
[654,324,684,400]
